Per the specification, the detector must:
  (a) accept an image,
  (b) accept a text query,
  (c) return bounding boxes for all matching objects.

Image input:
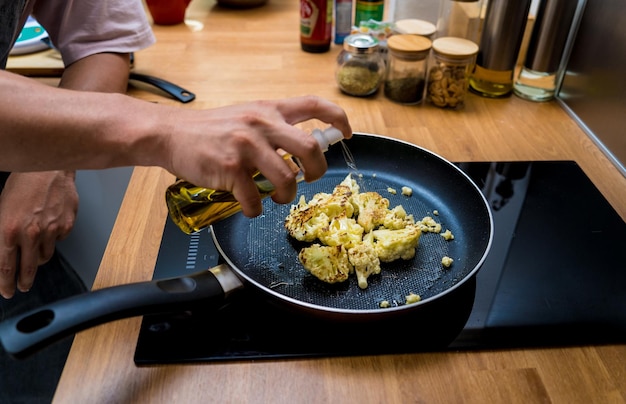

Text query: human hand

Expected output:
[0,171,78,298]
[161,95,352,218]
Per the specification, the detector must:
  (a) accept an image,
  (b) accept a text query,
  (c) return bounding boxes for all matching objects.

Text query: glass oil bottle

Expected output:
[513,0,584,102]
[469,0,532,97]
[165,127,345,234]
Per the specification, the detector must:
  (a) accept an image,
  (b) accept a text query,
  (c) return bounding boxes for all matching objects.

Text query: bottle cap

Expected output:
[343,34,380,54]
[312,127,344,152]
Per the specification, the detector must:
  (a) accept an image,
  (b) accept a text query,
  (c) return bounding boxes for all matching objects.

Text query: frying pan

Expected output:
[0,133,493,358]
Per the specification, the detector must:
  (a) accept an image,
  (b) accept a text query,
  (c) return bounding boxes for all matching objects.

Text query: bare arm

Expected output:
[0,69,352,216]
[0,52,132,298]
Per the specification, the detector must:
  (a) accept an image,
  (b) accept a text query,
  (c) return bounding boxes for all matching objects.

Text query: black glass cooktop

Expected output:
[134,161,626,365]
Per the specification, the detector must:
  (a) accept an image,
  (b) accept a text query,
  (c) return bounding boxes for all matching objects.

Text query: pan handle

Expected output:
[0,264,243,359]
[129,72,196,103]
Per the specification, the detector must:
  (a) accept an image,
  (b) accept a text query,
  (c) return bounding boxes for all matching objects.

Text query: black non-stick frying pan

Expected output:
[0,133,493,358]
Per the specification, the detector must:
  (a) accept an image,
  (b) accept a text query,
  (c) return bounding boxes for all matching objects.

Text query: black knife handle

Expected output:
[129,72,196,103]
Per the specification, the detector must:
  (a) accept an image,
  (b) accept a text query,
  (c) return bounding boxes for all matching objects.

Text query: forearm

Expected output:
[60,52,131,93]
[0,68,168,172]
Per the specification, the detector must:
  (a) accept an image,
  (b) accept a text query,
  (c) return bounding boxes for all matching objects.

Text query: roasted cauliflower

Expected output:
[298,244,352,284]
[347,239,381,289]
[371,224,421,262]
[318,213,364,249]
[351,191,389,232]
[286,174,433,289]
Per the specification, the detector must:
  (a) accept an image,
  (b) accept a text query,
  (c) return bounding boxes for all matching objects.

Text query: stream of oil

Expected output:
[340,140,366,191]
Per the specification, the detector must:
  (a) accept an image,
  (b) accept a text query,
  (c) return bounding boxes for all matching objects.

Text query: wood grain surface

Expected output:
[46,0,626,402]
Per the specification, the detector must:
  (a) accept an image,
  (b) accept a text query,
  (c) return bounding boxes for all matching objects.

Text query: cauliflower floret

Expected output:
[441,229,454,241]
[371,224,421,262]
[405,292,421,304]
[285,194,332,242]
[318,213,364,249]
[323,183,356,219]
[347,239,380,289]
[351,191,389,232]
[418,216,442,233]
[383,205,411,230]
[299,244,353,284]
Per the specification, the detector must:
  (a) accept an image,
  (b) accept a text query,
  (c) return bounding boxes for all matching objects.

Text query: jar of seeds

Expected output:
[426,37,478,109]
[384,34,432,104]
[336,34,385,97]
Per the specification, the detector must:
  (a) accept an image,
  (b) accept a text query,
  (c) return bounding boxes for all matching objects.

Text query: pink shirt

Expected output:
[11,0,155,66]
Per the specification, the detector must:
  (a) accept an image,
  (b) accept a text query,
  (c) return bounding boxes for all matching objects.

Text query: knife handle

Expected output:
[129,72,196,103]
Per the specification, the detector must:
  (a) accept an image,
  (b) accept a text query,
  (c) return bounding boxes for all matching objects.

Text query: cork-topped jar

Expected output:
[393,19,437,38]
[336,34,386,97]
[384,34,432,104]
[426,36,478,109]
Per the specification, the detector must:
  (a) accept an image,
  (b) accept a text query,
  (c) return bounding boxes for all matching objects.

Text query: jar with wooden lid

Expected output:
[393,19,437,38]
[384,34,432,104]
[336,34,385,97]
[426,36,478,109]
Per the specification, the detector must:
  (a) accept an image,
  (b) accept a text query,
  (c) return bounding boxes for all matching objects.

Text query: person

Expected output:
[0,0,353,300]
[0,0,351,401]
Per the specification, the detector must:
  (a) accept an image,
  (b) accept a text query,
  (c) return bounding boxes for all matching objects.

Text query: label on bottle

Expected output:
[300,0,332,40]
[355,0,384,25]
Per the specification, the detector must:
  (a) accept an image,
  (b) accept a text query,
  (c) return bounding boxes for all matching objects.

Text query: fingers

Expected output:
[276,95,353,140]
[0,243,18,299]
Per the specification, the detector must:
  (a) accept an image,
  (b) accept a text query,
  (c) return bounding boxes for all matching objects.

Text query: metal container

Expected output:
[469,0,532,97]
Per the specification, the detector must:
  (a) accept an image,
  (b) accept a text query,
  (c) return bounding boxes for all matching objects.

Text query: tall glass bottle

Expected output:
[391,0,439,24]
[165,128,344,234]
[436,0,484,45]
[469,0,532,97]
[513,0,584,102]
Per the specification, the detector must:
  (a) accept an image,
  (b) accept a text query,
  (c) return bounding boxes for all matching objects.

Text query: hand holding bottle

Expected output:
[160,95,352,222]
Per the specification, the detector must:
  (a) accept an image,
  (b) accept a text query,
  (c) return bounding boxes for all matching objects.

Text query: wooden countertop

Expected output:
[52,0,626,402]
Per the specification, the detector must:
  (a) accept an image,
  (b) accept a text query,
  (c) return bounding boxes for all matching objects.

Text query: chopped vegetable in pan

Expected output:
[285,174,444,290]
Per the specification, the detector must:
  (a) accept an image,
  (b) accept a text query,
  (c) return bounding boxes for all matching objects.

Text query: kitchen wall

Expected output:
[558,0,626,177]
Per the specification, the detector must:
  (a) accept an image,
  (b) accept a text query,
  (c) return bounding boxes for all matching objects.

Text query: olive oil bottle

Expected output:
[469,0,532,97]
[165,128,344,234]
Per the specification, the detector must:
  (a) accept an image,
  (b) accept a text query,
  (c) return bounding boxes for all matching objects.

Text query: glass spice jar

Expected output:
[384,34,432,104]
[426,36,478,109]
[336,34,385,97]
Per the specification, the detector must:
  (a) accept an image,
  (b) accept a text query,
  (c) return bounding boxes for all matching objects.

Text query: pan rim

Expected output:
[211,132,494,316]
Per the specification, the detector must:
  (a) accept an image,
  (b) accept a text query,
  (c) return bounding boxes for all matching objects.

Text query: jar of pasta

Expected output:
[426,37,478,109]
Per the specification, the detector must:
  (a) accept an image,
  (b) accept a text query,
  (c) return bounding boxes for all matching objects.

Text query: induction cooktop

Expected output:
[134,161,626,365]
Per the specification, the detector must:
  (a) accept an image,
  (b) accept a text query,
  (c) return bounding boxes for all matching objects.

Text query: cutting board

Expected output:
[6,48,64,76]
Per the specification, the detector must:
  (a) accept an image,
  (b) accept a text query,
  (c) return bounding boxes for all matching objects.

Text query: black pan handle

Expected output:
[129,72,196,103]
[0,265,243,359]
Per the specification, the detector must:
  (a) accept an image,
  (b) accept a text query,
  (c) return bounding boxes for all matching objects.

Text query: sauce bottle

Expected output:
[355,0,385,25]
[300,0,333,53]
[165,128,345,234]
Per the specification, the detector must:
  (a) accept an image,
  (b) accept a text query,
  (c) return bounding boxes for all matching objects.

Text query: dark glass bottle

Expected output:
[300,0,333,53]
